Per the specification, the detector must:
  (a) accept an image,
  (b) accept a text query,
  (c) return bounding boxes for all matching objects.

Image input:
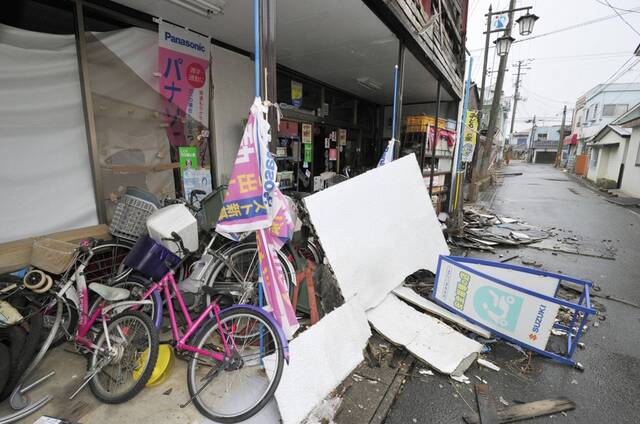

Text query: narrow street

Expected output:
[387,162,640,424]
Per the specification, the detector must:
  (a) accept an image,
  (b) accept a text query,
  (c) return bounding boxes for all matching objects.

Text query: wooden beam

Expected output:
[104,162,180,174]
[474,384,499,424]
[0,225,111,274]
[463,399,576,424]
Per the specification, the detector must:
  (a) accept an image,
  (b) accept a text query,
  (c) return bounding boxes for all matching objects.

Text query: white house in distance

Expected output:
[611,103,640,197]
[569,83,640,172]
[586,124,631,188]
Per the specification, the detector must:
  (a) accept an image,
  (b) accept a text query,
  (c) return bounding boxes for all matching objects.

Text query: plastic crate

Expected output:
[109,187,159,241]
[198,185,227,232]
[30,238,77,275]
[123,235,180,281]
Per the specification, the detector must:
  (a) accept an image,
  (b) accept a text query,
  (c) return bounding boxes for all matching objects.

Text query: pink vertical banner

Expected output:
[217,99,298,338]
[158,20,210,147]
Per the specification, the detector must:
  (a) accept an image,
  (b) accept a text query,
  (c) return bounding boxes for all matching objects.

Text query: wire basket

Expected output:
[109,188,159,241]
[30,238,77,275]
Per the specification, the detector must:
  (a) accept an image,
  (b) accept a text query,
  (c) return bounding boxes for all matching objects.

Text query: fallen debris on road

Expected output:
[463,398,576,424]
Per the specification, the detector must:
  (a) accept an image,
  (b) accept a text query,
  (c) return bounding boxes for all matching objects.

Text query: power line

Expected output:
[594,0,640,14]
[599,0,640,36]
[522,87,571,104]
[531,52,630,62]
[470,6,640,53]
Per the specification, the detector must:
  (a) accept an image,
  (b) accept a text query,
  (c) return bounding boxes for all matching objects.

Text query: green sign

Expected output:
[304,143,313,163]
[178,146,198,174]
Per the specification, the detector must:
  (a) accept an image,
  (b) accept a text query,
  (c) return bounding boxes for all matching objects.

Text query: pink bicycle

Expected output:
[123,233,287,423]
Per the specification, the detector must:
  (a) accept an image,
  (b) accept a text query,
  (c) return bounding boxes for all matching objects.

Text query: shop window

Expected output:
[325,88,355,124]
[82,6,213,219]
[0,0,100,242]
[276,72,321,113]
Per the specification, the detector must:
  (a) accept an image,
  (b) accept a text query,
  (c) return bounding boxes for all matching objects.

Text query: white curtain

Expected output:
[0,24,98,243]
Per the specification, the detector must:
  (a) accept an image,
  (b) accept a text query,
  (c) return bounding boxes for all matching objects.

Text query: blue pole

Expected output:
[391,65,399,142]
[254,0,261,98]
[456,57,474,170]
[254,0,265,356]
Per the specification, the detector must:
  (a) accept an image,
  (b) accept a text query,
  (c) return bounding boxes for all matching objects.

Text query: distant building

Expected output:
[528,125,570,164]
[509,131,529,146]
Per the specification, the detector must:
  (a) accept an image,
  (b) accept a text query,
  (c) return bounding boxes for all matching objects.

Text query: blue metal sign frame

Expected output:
[432,255,596,366]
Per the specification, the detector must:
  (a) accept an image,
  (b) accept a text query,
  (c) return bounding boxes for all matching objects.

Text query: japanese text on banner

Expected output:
[158,20,210,151]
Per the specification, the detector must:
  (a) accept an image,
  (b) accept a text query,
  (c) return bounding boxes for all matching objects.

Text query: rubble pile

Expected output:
[449,206,550,251]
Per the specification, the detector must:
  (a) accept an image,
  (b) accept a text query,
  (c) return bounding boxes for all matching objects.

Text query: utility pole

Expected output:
[555,105,567,167]
[527,115,537,162]
[467,1,538,201]
[509,61,524,135]
[479,0,516,178]
[479,4,492,118]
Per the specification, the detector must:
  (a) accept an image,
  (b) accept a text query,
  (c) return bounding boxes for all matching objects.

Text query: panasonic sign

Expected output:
[164,31,206,53]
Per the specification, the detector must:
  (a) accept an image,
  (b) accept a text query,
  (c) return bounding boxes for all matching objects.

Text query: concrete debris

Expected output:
[475,375,488,384]
[392,286,492,339]
[304,397,342,424]
[368,295,482,377]
[450,206,550,251]
[267,302,371,424]
[499,396,510,406]
[477,358,501,372]
[451,374,471,384]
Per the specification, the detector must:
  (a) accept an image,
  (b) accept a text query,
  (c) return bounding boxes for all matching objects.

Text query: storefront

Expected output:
[0,0,467,244]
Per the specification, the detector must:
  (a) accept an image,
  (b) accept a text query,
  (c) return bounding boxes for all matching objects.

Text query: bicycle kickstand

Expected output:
[179,366,221,408]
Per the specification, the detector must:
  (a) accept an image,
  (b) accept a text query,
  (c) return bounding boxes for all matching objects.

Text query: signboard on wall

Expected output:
[302,123,313,144]
[338,128,347,146]
[461,110,479,162]
[158,20,211,147]
[434,257,560,351]
[291,81,303,107]
[178,146,198,174]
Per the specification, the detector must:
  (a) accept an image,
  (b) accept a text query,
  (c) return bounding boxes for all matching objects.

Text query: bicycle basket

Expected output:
[109,187,160,241]
[198,185,227,231]
[123,235,180,281]
[30,238,77,275]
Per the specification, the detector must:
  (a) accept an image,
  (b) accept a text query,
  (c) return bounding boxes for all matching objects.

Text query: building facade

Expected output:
[528,125,569,164]
[0,0,469,243]
[572,82,640,153]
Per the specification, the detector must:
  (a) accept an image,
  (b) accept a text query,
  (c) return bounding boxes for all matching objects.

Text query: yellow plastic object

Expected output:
[134,344,174,387]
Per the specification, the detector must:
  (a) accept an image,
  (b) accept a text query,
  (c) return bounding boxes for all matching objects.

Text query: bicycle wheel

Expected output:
[204,243,296,307]
[41,296,78,348]
[88,310,159,404]
[81,239,134,286]
[187,306,284,422]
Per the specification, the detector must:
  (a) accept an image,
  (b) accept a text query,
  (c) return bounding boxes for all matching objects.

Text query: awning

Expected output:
[563,133,578,145]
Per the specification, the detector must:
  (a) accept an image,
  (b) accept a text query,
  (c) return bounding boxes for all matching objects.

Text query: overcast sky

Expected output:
[466,0,640,131]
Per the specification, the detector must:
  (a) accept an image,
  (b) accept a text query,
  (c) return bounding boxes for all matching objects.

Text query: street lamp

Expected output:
[494,35,515,57]
[516,12,539,36]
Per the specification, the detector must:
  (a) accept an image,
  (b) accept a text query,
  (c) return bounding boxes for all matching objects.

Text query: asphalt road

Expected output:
[386,163,640,424]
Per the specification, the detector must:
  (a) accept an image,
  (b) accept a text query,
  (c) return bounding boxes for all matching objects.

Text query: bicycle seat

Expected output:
[89,283,130,301]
